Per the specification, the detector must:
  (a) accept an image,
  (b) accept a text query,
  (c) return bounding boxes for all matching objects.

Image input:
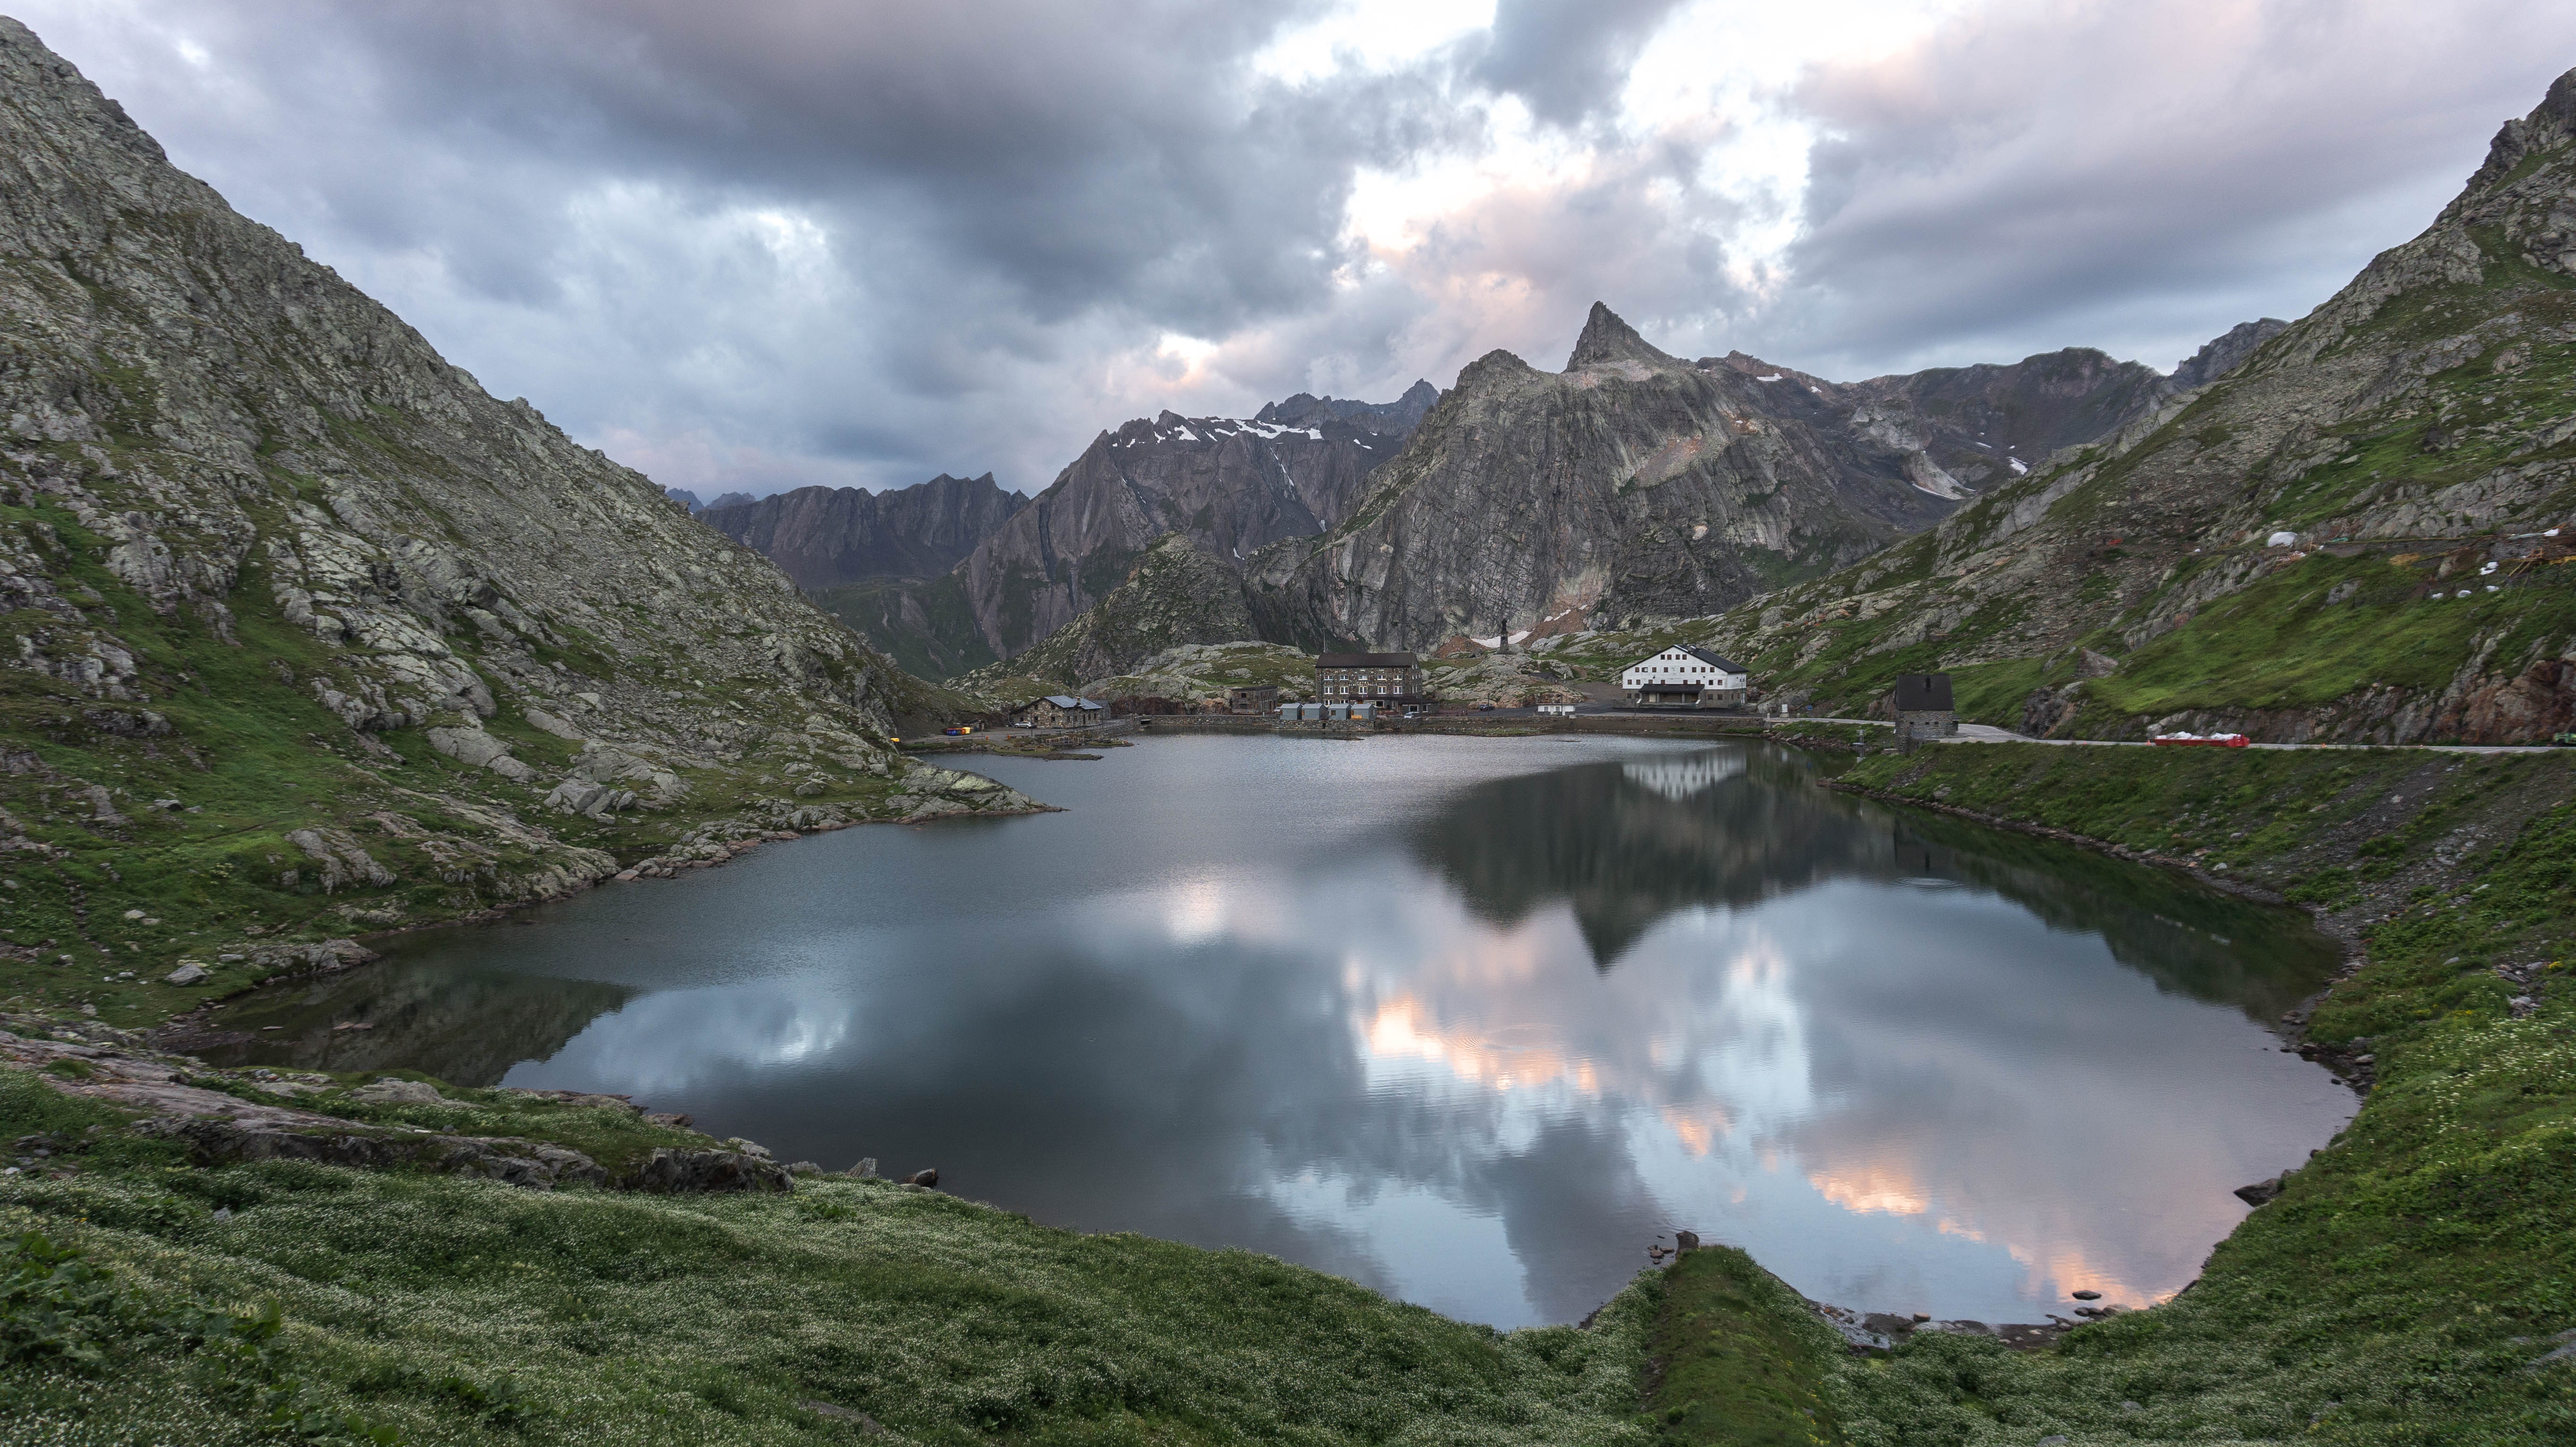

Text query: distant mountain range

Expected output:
[706,386,1438,678]
[665,486,754,513]
[738,306,2271,685]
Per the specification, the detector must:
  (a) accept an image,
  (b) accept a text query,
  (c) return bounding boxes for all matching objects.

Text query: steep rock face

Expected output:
[0,19,1025,957]
[954,392,1427,660]
[1253,380,1439,523]
[1704,68,2576,744]
[974,533,1256,687]
[1247,305,1975,651]
[2169,319,2290,390]
[699,472,1027,588]
[1829,348,2178,489]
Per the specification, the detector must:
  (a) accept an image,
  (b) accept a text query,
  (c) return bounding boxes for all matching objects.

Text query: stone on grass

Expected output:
[349,1078,448,1106]
[2234,1175,2287,1206]
[628,1147,793,1194]
[163,962,210,986]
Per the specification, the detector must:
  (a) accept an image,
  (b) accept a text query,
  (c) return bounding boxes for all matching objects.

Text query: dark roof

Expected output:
[1892,673,1954,711]
[1317,652,1418,668]
[1678,646,1745,672]
[1034,694,1105,710]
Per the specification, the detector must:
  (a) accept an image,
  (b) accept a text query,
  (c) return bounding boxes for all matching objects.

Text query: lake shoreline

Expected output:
[1799,742,2576,1440]
[141,785,1059,1054]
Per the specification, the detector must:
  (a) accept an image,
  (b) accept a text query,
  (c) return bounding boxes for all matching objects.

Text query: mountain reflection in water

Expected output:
[203,735,2352,1329]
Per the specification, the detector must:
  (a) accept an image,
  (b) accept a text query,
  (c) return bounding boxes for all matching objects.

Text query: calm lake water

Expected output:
[205,735,2354,1329]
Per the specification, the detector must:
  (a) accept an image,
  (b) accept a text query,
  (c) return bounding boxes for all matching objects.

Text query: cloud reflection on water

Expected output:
[207,737,2352,1328]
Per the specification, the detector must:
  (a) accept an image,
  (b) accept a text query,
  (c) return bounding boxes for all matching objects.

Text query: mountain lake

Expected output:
[199,734,2356,1330]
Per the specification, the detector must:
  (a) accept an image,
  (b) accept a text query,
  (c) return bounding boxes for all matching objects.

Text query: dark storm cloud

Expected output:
[12,0,1460,493]
[13,0,2576,499]
[1466,0,1691,129]
[1762,0,2576,375]
[323,0,1449,331]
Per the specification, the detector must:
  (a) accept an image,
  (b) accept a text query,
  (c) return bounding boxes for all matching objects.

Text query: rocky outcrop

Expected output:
[976,533,1258,686]
[628,1146,795,1193]
[171,1114,614,1190]
[1699,68,2576,744]
[6,1027,797,1194]
[700,472,1028,588]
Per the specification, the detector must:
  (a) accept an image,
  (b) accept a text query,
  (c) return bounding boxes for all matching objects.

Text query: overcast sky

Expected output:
[16,1,2576,497]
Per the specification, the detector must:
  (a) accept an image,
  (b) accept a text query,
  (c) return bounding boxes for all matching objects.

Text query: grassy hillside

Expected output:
[0,486,1020,1037]
[1805,743,2576,1444]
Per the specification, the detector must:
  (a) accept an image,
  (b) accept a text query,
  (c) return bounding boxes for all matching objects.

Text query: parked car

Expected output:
[1476,703,1495,712]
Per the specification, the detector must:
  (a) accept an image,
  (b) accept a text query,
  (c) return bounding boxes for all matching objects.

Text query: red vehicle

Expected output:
[2152,732,2250,748]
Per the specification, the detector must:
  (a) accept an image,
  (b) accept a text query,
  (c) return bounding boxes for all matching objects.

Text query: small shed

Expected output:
[1890,673,1957,752]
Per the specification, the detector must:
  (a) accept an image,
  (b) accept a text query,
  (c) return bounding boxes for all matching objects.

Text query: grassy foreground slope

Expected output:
[1811,744,2576,1444]
[0,1058,1661,1447]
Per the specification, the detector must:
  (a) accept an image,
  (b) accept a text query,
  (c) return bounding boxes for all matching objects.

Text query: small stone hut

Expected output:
[1891,673,1957,752]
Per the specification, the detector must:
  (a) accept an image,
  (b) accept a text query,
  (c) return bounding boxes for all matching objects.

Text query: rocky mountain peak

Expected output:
[2470,66,2576,191]
[1564,303,1675,370]
[1457,348,1544,388]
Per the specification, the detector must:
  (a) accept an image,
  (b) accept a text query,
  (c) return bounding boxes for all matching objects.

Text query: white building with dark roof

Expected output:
[1619,646,1747,707]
